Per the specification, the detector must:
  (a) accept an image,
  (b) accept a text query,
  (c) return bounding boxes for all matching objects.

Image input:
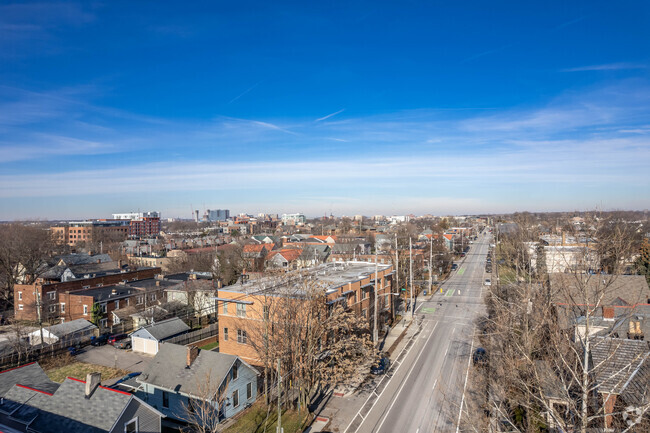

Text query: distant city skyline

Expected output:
[1,1,649,220]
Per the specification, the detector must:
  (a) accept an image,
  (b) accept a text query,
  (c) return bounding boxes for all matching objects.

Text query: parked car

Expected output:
[484,279,491,286]
[114,339,132,350]
[112,372,141,387]
[108,334,128,345]
[91,333,111,346]
[67,346,81,356]
[371,357,391,375]
[473,348,488,366]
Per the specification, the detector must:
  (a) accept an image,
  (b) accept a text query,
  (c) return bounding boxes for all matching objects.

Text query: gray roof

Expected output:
[591,337,649,400]
[27,377,134,433]
[136,317,190,341]
[549,274,650,307]
[0,362,59,398]
[41,319,97,338]
[54,253,113,266]
[138,343,242,397]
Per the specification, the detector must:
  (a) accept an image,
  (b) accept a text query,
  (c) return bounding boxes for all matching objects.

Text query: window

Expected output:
[236,303,246,318]
[232,389,239,408]
[136,295,144,305]
[232,363,238,380]
[124,418,138,433]
[82,285,90,289]
[385,295,389,307]
[237,329,247,344]
[48,305,56,313]
[114,300,119,310]
[47,291,56,301]
[362,308,367,318]
[223,327,228,341]
[100,318,107,328]
[247,382,253,400]
[162,391,169,408]
[18,292,22,301]
[223,301,228,314]
[149,293,156,301]
[18,304,23,310]
[101,303,107,313]
[60,303,65,313]
[362,290,368,300]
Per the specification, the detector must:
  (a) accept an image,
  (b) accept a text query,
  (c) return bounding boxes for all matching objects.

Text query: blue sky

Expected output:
[1,1,649,220]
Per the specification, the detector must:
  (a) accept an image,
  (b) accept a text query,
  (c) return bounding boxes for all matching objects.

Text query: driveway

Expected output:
[76,344,154,374]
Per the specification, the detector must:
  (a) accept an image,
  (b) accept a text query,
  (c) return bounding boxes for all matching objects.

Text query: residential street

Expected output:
[345,233,489,433]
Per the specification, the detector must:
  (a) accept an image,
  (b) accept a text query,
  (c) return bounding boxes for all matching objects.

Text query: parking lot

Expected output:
[76,343,154,375]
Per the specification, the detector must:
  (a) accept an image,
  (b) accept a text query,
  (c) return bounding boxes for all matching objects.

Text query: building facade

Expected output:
[215,262,394,365]
[51,220,130,247]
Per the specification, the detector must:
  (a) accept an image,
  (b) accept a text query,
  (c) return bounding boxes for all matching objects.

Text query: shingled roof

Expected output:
[590,337,650,402]
[0,362,59,397]
[549,274,650,307]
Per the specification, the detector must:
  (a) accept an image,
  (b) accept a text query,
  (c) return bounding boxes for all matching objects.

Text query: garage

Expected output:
[130,317,190,355]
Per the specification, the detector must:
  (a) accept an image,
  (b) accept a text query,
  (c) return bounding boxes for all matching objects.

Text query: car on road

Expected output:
[108,333,129,345]
[473,348,488,366]
[484,279,491,286]
[451,263,458,271]
[91,333,111,346]
[371,357,391,375]
[114,339,132,350]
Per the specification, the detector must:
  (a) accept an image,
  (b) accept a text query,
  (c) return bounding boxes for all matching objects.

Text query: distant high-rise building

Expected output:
[281,213,307,226]
[112,211,161,238]
[205,209,230,222]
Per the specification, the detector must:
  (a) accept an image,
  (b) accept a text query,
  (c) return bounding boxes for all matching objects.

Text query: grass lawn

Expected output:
[43,357,128,383]
[199,341,219,351]
[223,402,311,433]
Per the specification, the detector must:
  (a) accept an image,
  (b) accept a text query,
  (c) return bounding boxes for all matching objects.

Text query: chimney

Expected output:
[186,346,199,368]
[111,288,117,295]
[85,372,101,398]
[155,280,160,287]
[603,306,615,320]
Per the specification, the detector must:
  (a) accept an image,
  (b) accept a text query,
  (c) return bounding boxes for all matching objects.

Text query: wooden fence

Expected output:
[163,323,219,346]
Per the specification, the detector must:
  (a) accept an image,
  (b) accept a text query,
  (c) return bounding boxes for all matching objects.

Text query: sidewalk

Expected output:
[305,316,420,433]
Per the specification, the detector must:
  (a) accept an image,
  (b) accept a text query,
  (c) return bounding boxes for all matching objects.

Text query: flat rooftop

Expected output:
[220,261,391,296]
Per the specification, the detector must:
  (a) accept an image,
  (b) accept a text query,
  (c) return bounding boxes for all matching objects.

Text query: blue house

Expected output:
[136,343,259,425]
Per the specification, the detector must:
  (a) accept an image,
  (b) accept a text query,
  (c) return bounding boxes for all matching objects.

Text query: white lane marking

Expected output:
[374,321,440,433]
[343,321,436,433]
[432,378,438,391]
[456,331,475,433]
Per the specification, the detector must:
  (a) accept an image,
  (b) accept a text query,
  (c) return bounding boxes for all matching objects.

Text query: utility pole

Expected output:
[373,249,378,344]
[35,289,44,346]
[277,359,283,433]
[428,235,433,296]
[409,237,414,319]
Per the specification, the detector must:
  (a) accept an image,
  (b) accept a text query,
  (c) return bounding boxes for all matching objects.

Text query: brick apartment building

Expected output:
[14,267,160,324]
[113,212,161,238]
[215,261,394,365]
[58,276,183,328]
[51,220,130,247]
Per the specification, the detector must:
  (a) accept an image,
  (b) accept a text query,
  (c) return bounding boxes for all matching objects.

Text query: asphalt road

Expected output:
[350,232,490,433]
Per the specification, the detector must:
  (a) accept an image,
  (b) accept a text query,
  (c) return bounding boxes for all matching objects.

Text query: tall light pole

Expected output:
[373,249,378,344]
[409,237,414,319]
[428,235,433,296]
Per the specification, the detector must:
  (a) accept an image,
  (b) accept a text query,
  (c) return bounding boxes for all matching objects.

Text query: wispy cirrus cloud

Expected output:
[562,63,648,72]
[315,109,345,122]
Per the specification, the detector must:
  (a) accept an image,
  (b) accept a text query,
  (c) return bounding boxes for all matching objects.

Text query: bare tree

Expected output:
[181,371,231,433]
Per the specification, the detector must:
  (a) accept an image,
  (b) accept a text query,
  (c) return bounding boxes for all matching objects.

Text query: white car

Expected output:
[484,279,491,286]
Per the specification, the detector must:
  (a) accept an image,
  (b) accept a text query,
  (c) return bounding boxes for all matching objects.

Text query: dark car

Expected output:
[91,333,110,346]
[112,372,141,387]
[67,346,81,356]
[114,339,131,350]
[473,348,488,366]
[108,334,128,345]
[371,357,391,375]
